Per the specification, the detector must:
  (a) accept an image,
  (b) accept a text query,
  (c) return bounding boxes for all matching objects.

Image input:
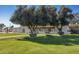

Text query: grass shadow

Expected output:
[17,34,79,46]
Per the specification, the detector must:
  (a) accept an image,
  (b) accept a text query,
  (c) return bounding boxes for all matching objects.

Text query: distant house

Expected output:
[69,24,79,34]
[13,26,30,34]
[13,26,70,34]
[68,14,79,34]
[0,25,78,34]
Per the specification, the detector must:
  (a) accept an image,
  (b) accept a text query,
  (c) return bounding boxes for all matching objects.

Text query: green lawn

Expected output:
[0,34,79,54]
[0,33,26,37]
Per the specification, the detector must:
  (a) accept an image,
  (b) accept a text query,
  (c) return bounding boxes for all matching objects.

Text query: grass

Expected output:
[0,34,79,54]
[0,33,26,37]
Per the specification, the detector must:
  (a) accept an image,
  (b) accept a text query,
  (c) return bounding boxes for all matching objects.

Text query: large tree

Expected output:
[10,5,38,37]
[56,5,74,35]
[50,6,74,35]
[10,5,74,36]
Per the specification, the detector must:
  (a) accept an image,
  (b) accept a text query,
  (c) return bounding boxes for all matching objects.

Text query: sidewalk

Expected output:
[0,35,26,39]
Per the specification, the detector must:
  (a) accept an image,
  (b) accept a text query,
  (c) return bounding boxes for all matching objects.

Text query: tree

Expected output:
[10,5,38,37]
[10,5,74,36]
[46,6,57,33]
[0,23,5,32]
[56,5,74,35]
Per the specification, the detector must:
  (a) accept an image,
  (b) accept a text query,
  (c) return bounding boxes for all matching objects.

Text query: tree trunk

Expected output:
[70,29,77,34]
[28,26,37,38]
[57,26,64,35]
[30,29,37,38]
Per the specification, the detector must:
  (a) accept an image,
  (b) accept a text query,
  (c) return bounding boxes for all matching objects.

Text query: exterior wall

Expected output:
[39,27,58,34]
[12,26,30,34]
[62,26,70,34]
[20,26,70,34]
[0,26,71,34]
[22,26,30,34]
[37,26,70,34]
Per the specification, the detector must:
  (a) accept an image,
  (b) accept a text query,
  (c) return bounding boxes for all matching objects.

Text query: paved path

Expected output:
[0,35,26,39]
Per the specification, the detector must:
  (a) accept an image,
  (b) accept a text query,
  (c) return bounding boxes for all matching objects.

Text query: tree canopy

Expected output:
[10,5,74,36]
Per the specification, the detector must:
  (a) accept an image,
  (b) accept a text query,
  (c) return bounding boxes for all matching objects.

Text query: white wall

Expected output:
[13,26,71,34]
[62,26,71,34]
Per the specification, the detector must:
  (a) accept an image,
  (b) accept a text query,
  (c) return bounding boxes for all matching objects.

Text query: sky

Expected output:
[0,5,79,27]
